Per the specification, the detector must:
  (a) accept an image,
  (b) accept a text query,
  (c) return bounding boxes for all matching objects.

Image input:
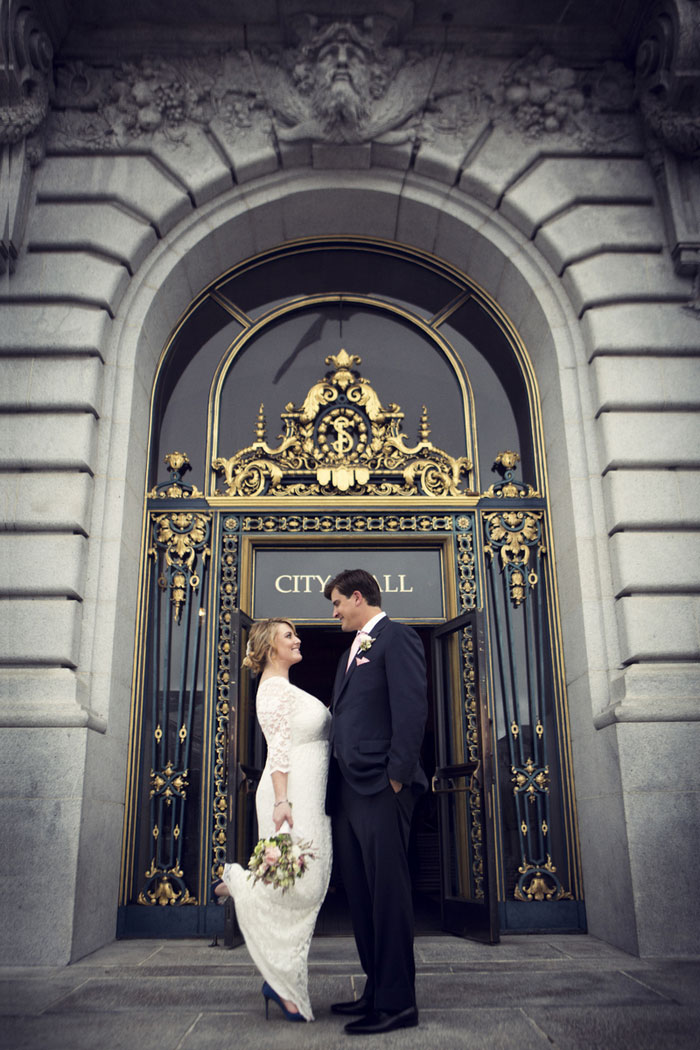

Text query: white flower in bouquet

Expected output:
[247,831,316,893]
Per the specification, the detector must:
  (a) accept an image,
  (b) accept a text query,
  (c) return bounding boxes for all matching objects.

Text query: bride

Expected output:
[214,618,332,1022]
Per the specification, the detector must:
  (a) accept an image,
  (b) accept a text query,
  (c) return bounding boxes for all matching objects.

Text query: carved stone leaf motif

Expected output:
[46,43,638,154]
[421,49,637,152]
[493,53,635,144]
[50,51,272,151]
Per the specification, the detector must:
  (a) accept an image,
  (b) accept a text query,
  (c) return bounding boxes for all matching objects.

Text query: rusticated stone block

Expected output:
[0,598,83,667]
[0,414,98,473]
[0,534,88,599]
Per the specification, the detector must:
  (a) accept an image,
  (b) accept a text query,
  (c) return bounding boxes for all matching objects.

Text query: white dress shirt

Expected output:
[345,611,386,670]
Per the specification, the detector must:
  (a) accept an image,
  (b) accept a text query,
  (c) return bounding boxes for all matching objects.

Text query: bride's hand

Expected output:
[273,801,293,831]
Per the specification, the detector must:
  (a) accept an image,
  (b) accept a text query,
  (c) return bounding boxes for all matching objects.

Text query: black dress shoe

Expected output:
[345,1006,419,1035]
[331,994,372,1016]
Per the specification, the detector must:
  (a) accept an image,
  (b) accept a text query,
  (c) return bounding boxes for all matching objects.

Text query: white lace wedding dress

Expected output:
[221,677,332,1021]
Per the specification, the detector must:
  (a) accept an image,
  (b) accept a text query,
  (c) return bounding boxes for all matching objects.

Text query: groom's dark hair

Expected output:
[324,568,382,607]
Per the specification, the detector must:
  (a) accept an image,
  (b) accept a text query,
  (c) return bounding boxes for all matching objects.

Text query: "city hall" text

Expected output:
[274,574,414,594]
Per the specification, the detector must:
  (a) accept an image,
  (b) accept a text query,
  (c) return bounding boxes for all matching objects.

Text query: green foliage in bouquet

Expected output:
[247,832,316,893]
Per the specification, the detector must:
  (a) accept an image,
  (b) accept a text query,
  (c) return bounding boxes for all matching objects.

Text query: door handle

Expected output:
[432,762,478,794]
[432,775,469,794]
[469,759,482,794]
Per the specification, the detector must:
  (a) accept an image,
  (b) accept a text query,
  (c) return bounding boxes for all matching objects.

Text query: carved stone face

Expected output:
[311,32,372,127]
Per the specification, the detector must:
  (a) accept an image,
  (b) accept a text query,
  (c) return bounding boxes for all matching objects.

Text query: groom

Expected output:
[324,568,428,1036]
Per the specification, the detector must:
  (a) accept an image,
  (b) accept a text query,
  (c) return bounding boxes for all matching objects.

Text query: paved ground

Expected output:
[1,934,699,1050]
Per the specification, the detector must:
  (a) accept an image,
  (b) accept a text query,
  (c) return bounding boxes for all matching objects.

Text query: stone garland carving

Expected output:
[7,6,698,302]
[50,49,271,152]
[47,30,637,156]
[428,48,636,152]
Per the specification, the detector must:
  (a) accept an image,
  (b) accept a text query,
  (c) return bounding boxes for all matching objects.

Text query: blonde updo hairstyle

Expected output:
[242,618,297,675]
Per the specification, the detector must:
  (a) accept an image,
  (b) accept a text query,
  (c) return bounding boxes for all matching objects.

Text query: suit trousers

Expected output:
[333,770,417,1012]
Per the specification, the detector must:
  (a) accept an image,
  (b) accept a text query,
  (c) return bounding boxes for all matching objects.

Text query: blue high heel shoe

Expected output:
[262,981,305,1022]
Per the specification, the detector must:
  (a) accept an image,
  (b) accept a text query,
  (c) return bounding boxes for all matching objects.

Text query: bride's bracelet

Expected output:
[273,799,291,808]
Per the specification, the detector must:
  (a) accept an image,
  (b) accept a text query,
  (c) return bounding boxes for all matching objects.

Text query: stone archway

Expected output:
[76,169,625,958]
[2,0,698,969]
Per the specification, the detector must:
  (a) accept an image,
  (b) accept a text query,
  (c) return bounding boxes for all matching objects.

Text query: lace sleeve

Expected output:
[256,680,295,773]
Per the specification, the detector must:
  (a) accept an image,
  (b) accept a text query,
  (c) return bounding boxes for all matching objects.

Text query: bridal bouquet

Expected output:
[247,830,316,893]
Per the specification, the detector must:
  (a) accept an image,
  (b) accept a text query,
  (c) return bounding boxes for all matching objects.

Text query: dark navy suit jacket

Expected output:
[327,616,428,809]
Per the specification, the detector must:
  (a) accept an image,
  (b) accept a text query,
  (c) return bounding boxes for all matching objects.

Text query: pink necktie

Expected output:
[346,631,366,671]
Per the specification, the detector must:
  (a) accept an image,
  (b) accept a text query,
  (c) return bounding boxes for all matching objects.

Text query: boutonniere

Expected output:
[359,636,373,653]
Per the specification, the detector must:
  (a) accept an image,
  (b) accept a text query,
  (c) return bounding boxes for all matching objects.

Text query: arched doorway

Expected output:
[118,238,584,940]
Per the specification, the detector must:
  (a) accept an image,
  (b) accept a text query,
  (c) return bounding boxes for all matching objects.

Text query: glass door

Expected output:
[431,611,499,944]
[222,609,262,946]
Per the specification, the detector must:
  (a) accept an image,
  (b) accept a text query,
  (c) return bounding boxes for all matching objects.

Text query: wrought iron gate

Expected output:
[119,353,584,938]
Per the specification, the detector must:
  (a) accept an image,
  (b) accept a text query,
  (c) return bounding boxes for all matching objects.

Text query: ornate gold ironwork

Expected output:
[135,460,210,908]
[211,528,239,881]
[483,509,545,606]
[483,451,540,499]
[149,508,211,622]
[138,865,197,907]
[148,451,204,499]
[456,517,476,611]
[241,513,454,533]
[213,350,473,498]
[150,761,189,805]
[515,857,573,902]
[210,511,477,892]
[460,624,485,901]
[512,757,550,802]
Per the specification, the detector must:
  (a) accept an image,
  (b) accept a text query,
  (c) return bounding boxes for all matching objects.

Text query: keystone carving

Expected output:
[258,17,437,145]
